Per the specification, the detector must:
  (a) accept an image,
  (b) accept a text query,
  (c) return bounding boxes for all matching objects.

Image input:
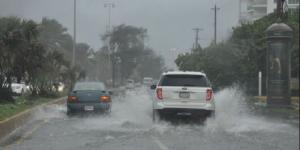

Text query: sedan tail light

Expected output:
[156,88,163,100]
[100,95,110,102]
[206,89,213,101]
[68,96,77,102]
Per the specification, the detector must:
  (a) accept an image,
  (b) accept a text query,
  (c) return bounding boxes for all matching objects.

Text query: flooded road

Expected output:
[1,87,299,150]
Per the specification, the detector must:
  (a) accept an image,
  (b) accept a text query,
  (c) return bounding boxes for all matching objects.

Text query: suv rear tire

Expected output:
[152,110,160,123]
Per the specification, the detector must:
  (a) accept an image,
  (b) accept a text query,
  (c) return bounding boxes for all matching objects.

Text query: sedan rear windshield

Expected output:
[73,82,105,91]
[159,75,210,87]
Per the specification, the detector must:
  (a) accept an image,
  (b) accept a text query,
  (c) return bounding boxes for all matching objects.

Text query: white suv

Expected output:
[151,71,215,121]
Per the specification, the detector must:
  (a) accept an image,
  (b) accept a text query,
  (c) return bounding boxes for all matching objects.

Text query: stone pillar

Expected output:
[265,23,293,106]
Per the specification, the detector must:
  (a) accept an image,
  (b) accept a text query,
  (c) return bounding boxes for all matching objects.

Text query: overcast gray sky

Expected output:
[0,0,240,69]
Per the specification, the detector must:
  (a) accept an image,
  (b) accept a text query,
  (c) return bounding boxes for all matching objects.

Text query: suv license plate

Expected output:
[179,92,190,98]
[84,106,94,111]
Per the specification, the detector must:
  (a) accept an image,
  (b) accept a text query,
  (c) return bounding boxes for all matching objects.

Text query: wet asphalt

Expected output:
[0,87,299,150]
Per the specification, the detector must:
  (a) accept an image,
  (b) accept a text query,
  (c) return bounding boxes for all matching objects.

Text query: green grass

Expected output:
[250,96,299,121]
[0,92,66,121]
[265,107,299,119]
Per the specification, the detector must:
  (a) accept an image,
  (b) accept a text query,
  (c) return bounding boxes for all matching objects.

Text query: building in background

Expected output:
[288,0,300,15]
[239,0,299,23]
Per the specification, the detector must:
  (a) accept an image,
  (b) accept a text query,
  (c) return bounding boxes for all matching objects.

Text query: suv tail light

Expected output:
[68,96,77,102]
[206,89,213,101]
[156,88,163,100]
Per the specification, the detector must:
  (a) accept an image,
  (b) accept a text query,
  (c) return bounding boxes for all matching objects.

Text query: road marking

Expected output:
[2,145,11,150]
[2,119,47,150]
[16,119,47,145]
[151,136,169,150]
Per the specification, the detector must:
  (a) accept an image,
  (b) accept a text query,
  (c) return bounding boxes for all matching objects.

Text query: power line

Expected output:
[211,4,220,45]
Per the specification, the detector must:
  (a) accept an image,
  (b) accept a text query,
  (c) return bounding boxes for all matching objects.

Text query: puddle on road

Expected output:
[31,86,298,137]
[2,86,298,150]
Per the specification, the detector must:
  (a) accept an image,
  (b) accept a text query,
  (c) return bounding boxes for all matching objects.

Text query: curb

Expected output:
[254,96,299,109]
[0,96,66,140]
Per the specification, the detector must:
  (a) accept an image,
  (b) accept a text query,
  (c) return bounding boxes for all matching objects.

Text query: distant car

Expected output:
[67,81,112,115]
[152,79,158,86]
[125,79,135,89]
[52,82,65,92]
[135,82,142,87]
[151,71,215,121]
[11,83,28,96]
[57,82,65,92]
[143,77,153,86]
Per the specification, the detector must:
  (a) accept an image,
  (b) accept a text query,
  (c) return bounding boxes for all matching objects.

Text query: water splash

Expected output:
[32,104,67,120]
[30,86,296,136]
[73,87,153,132]
[205,86,294,134]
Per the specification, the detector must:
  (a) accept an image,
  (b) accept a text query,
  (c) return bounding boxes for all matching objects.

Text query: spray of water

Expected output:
[31,85,296,136]
[33,104,67,120]
[205,86,294,134]
[72,87,154,132]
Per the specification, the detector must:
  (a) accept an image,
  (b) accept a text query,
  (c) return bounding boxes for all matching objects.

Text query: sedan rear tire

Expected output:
[66,108,73,116]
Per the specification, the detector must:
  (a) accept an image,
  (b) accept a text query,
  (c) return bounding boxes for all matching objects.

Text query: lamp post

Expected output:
[72,0,77,67]
[104,2,115,87]
[104,2,115,33]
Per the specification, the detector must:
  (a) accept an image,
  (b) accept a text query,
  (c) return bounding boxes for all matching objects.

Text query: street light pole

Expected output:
[104,2,115,32]
[72,0,77,67]
[104,2,115,87]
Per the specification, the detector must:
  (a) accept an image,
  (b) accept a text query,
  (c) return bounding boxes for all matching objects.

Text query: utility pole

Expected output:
[72,0,77,67]
[211,4,220,45]
[192,28,203,49]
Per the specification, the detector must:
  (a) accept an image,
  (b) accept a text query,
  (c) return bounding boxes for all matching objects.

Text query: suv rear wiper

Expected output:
[182,84,196,87]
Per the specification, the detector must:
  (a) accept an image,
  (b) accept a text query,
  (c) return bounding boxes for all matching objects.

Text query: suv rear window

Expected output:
[74,82,105,91]
[159,75,209,87]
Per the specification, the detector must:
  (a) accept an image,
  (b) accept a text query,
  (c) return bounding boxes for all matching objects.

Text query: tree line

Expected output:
[0,17,165,101]
[175,13,299,94]
[0,17,85,101]
[93,24,165,85]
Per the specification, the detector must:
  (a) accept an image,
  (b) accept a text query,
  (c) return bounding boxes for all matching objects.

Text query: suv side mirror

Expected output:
[150,85,157,90]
